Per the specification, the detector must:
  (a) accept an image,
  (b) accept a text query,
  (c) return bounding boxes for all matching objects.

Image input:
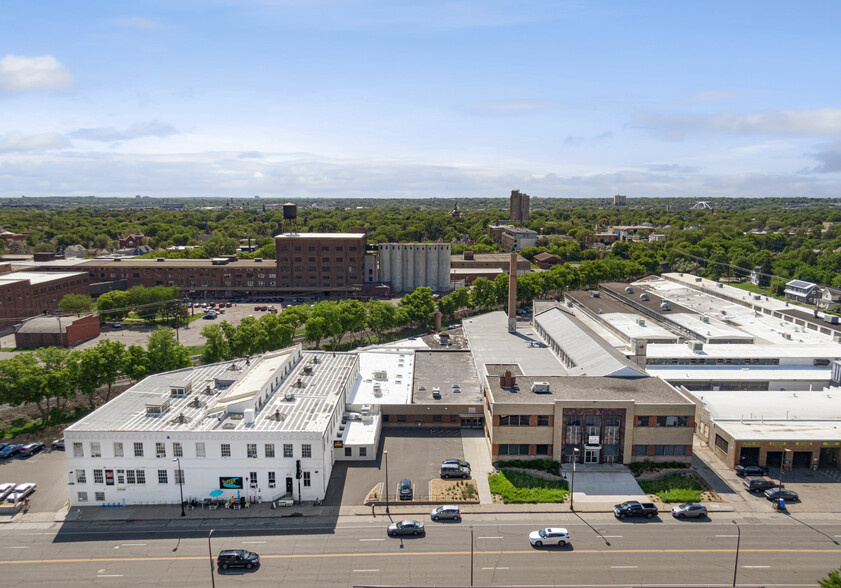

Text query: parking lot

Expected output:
[324,428,466,507]
[0,448,68,515]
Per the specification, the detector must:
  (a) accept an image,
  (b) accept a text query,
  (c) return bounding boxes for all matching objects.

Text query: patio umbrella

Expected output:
[209,489,223,497]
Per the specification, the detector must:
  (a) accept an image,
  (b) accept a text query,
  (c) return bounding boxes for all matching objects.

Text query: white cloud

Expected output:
[635,109,841,141]
[0,131,68,153]
[802,140,841,174]
[463,100,558,116]
[69,120,179,142]
[113,16,162,29]
[0,54,74,94]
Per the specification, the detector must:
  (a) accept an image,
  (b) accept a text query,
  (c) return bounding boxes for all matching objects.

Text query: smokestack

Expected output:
[508,252,517,332]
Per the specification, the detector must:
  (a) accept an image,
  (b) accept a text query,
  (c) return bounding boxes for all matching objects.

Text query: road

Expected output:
[1,512,839,587]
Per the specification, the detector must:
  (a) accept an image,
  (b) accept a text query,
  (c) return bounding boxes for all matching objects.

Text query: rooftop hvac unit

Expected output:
[360,404,372,415]
[700,316,710,323]
[834,334,841,343]
[244,408,255,424]
[636,318,646,326]
[284,392,295,401]
[530,381,551,394]
[688,341,703,352]
[373,370,388,380]
[373,383,382,396]
[695,277,702,282]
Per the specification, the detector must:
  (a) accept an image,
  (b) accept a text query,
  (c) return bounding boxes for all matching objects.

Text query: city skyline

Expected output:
[1,0,840,199]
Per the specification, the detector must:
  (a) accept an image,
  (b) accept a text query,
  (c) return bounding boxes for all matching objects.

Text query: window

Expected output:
[137,470,146,484]
[302,444,312,458]
[635,416,651,427]
[175,469,184,484]
[158,470,168,484]
[653,445,685,456]
[126,470,136,484]
[265,444,275,458]
[432,414,443,423]
[536,415,550,427]
[535,444,549,455]
[247,443,258,458]
[95,491,105,502]
[156,442,166,458]
[497,444,530,455]
[633,445,648,457]
[221,444,231,457]
[499,415,530,426]
[359,447,367,457]
[173,442,183,457]
[345,447,352,457]
[89,442,102,457]
[303,471,311,487]
[656,416,689,427]
[133,442,144,457]
[77,492,88,502]
[268,472,276,486]
[114,442,124,457]
[283,444,293,458]
[76,469,87,483]
[73,442,84,457]
[196,442,206,458]
[93,469,104,484]
[714,434,729,453]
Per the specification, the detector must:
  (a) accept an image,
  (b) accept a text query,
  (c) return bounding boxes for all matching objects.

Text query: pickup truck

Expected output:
[613,500,659,519]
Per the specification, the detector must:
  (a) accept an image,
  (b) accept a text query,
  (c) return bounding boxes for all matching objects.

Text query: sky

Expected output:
[1,0,840,199]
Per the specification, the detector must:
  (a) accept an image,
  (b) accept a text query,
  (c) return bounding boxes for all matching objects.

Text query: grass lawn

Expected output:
[638,473,704,502]
[488,469,568,504]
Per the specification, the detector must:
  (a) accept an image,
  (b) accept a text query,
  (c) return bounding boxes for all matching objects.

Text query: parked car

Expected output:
[529,528,570,547]
[5,482,36,503]
[387,519,425,536]
[203,314,216,320]
[253,305,261,311]
[225,302,232,308]
[735,464,768,477]
[398,478,413,500]
[0,483,16,501]
[216,549,260,570]
[613,500,658,519]
[442,458,470,469]
[19,442,45,457]
[764,488,799,502]
[430,505,461,521]
[51,438,65,450]
[113,321,121,328]
[671,502,708,519]
[440,463,470,479]
[744,476,777,493]
[0,445,21,458]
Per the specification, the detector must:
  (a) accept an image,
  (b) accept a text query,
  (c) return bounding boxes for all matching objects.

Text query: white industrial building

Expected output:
[64,346,359,507]
[377,243,451,293]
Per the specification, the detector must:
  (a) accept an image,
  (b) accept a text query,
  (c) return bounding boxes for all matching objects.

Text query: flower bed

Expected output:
[488,469,569,504]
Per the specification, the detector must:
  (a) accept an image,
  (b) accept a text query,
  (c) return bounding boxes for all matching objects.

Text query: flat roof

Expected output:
[600,313,679,343]
[67,349,357,434]
[488,374,691,406]
[666,313,755,343]
[347,350,415,406]
[343,416,380,446]
[682,388,841,421]
[79,259,270,268]
[715,420,841,442]
[275,232,366,239]
[0,271,87,285]
[647,365,831,382]
[412,350,483,404]
[646,343,841,360]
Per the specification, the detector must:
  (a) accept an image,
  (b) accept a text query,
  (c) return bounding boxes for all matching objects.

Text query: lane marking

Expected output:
[359,538,385,542]
[121,543,146,546]
[743,566,771,568]
[482,567,509,570]
[353,569,380,572]
[478,536,503,539]
[611,566,637,569]
[242,541,266,544]
[97,575,123,578]
[716,535,739,538]
[602,536,623,538]
[6,546,29,549]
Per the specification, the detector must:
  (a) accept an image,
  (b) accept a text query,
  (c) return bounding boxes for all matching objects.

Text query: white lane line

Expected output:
[478,536,503,539]
[242,541,266,544]
[482,567,509,570]
[122,543,147,546]
[97,575,124,578]
[743,566,771,569]
[602,535,623,538]
[716,534,739,538]
[353,569,380,573]
[6,546,29,549]
[611,566,637,569]
[359,538,385,542]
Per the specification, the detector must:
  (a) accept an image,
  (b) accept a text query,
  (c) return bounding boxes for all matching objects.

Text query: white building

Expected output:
[64,346,359,507]
[377,243,451,293]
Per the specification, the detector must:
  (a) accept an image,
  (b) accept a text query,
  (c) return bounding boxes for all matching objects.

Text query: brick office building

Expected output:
[0,270,90,329]
[274,232,367,295]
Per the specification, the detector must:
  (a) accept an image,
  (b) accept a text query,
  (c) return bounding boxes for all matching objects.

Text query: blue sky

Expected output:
[1,0,840,199]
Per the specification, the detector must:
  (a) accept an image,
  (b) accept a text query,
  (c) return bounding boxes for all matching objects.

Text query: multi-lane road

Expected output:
[1,512,839,587]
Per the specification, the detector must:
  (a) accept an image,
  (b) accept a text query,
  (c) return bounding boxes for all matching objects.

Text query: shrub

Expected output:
[488,469,568,504]
[629,459,687,476]
[639,473,704,503]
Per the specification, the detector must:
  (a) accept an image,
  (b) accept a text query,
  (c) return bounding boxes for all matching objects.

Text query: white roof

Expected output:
[601,313,679,343]
[0,271,87,285]
[684,388,841,420]
[715,419,841,441]
[665,313,754,343]
[347,350,415,406]
[646,343,841,360]
[344,416,380,446]
[647,365,830,382]
[275,232,366,239]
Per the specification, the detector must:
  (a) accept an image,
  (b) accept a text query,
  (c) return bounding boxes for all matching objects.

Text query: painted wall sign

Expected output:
[219,477,243,489]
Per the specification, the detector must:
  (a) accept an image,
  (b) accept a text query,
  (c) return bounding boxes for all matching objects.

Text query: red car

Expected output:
[254,305,261,311]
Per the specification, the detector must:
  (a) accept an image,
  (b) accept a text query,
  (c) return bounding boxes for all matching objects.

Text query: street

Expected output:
[1,512,839,587]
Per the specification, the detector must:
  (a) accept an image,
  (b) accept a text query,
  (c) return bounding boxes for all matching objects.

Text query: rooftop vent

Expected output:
[284,392,295,401]
[717,283,724,288]
[222,423,236,429]
[303,365,313,375]
[636,318,646,326]
[700,316,710,324]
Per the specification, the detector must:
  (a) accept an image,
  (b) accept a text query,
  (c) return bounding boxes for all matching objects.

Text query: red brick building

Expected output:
[274,232,367,294]
[15,314,100,348]
[533,252,563,270]
[0,271,90,329]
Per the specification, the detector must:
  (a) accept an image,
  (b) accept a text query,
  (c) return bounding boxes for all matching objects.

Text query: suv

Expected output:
[430,505,461,521]
[440,463,470,479]
[398,479,413,500]
[217,549,260,570]
[744,476,776,492]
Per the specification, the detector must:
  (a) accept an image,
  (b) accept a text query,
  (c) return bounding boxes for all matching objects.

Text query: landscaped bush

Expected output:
[629,459,687,476]
[638,473,704,502]
[494,458,561,473]
[488,469,568,504]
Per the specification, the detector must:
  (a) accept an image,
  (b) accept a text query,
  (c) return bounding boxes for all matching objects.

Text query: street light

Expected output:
[208,529,216,588]
[383,450,389,514]
[172,457,185,516]
[468,524,474,587]
[731,520,741,587]
[570,447,580,512]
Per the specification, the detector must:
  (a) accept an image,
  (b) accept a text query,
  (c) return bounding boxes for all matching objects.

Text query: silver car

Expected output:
[430,505,461,521]
[671,502,707,519]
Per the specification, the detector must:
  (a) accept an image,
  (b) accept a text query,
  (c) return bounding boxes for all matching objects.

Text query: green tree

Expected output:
[90,340,128,402]
[0,353,53,421]
[819,567,841,588]
[366,300,397,342]
[280,304,311,329]
[34,347,76,415]
[146,328,192,374]
[332,299,367,349]
[69,348,104,409]
[258,313,294,352]
[58,293,95,316]
[124,345,149,382]
[399,287,435,327]
[469,277,496,309]
[201,323,231,363]
[96,290,131,321]
[304,315,328,349]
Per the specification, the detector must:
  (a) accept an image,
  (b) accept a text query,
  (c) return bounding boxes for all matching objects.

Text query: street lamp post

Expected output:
[731,520,741,587]
[383,450,389,514]
[172,457,185,516]
[570,447,580,512]
[208,529,216,588]
[469,524,474,587]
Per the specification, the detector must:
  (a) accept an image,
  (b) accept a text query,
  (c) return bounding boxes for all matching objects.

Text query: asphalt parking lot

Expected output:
[323,428,465,507]
[0,448,68,514]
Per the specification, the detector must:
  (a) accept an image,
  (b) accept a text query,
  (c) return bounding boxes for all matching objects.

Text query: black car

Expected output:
[735,464,768,477]
[217,549,260,570]
[764,488,799,502]
[19,442,45,456]
[398,478,413,500]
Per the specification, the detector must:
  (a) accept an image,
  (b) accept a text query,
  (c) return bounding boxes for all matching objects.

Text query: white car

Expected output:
[5,482,35,503]
[0,482,16,500]
[529,527,570,547]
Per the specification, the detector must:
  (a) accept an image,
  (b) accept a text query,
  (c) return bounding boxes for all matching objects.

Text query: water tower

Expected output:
[281,202,298,234]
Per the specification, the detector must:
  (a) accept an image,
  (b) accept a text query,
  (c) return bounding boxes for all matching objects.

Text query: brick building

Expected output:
[0,271,91,329]
[275,232,367,295]
[15,314,100,348]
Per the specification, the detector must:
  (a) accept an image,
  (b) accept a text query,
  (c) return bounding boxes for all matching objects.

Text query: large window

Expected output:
[268,472,276,486]
[90,442,102,458]
[155,442,166,458]
[133,442,144,457]
[175,469,184,484]
[714,434,729,453]
[302,444,312,458]
[93,469,104,484]
[283,444,293,458]
[633,445,648,457]
[536,415,551,427]
[535,444,549,455]
[497,444,530,455]
[73,442,84,457]
[499,415,530,426]
[635,416,651,427]
[653,445,686,456]
[265,444,275,458]
[195,442,206,458]
[247,444,258,458]
[158,470,168,484]
[114,442,124,457]
[76,469,87,484]
[173,443,183,457]
[656,416,689,427]
[221,444,231,458]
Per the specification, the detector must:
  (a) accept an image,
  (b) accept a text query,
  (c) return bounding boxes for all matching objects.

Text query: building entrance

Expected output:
[459,416,483,429]
[739,446,760,466]
[584,447,600,464]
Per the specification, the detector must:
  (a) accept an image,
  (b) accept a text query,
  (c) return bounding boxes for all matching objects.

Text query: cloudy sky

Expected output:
[1,1,840,199]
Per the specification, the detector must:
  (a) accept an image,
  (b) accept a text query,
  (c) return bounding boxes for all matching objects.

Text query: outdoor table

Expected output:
[208,503,218,510]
